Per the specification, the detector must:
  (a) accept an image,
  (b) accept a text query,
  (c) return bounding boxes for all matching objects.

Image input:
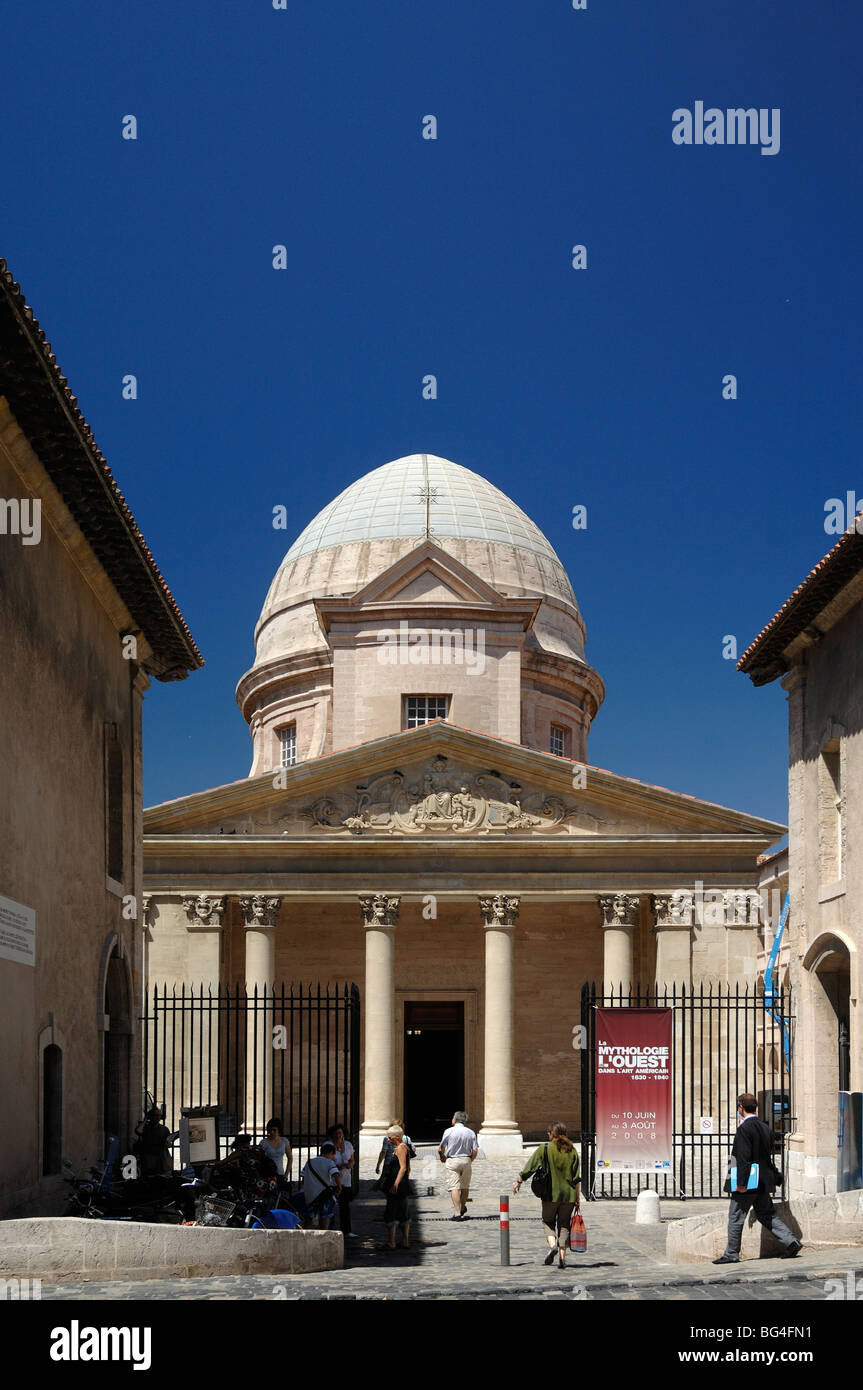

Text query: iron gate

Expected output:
[142,982,361,1160]
[580,981,793,1199]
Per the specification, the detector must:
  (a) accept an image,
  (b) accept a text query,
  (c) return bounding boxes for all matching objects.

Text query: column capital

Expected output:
[651,892,694,930]
[598,893,640,929]
[723,889,761,929]
[239,895,281,929]
[479,894,520,929]
[183,893,225,929]
[359,894,400,929]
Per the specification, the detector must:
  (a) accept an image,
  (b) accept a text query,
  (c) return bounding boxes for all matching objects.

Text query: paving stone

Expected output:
[38,1159,861,1302]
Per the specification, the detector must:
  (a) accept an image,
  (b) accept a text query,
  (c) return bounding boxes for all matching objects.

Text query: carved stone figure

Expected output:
[297,756,602,837]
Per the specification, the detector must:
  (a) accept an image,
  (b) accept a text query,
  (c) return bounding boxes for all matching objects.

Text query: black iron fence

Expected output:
[580,981,794,1199]
[142,982,361,1161]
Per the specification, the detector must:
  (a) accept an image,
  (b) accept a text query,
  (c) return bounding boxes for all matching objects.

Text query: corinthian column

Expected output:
[598,894,640,994]
[651,892,694,988]
[359,894,400,1161]
[478,894,524,1156]
[178,894,227,1113]
[240,895,281,1133]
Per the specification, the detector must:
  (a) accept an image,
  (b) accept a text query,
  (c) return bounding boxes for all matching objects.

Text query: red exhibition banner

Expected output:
[595,1008,673,1174]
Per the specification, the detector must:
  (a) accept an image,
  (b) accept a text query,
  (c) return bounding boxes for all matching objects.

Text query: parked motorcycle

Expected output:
[62,1159,185,1223]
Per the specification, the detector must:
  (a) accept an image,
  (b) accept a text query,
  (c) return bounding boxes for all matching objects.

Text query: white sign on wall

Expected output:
[0,894,36,966]
[698,1115,715,1135]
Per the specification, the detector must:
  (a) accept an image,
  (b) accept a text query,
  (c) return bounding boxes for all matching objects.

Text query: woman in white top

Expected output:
[328,1123,355,1237]
[259,1117,292,1188]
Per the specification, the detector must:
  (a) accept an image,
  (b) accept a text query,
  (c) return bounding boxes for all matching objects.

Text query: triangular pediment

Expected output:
[379,568,469,604]
[144,722,785,849]
[314,541,540,631]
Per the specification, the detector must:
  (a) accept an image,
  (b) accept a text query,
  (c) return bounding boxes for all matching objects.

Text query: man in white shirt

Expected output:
[438,1111,479,1220]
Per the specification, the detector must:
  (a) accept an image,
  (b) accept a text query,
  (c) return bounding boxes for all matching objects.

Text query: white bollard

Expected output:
[635,1189,661,1225]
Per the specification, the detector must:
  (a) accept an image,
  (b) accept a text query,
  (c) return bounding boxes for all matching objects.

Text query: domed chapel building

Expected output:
[144,455,783,1159]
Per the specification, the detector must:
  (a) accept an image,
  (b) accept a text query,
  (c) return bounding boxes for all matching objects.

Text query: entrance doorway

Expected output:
[404,1001,464,1141]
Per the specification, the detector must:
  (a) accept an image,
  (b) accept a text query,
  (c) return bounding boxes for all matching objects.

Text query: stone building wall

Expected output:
[0,423,142,1215]
[785,597,863,1194]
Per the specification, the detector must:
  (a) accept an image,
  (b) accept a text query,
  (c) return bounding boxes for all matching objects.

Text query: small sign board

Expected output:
[0,894,36,966]
[699,1115,715,1135]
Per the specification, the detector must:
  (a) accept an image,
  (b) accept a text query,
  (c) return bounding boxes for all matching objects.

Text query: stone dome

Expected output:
[256,455,580,656]
[238,454,603,773]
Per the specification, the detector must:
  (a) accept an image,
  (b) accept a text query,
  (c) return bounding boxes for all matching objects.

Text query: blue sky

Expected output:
[3,0,859,826]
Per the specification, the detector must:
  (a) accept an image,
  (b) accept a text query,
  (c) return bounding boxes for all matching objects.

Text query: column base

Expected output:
[359,1123,391,1164]
[477,1128,525,1158]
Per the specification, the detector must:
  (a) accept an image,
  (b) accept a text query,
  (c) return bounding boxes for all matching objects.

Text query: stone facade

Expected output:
[740,523,863,1195]
[0,264,200,1216]
[145,453,784,1161]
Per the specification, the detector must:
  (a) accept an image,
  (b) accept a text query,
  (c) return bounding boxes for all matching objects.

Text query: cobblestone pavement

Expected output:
[40,1155,862,1301]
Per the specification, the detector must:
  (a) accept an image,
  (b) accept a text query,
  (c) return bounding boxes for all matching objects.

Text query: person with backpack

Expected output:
[513,1122,581,1269]
[301,1142,341,1229]
[713,1093,801,1264]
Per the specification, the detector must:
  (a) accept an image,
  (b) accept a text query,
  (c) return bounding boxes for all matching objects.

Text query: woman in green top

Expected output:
[513,1122,581,1268]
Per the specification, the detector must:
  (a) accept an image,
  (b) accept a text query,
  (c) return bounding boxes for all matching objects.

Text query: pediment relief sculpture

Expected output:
[291,756,604,837]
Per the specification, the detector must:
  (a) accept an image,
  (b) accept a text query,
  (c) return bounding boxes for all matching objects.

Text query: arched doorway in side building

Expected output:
[403,1000,465,1141]
[804,932,852,1093]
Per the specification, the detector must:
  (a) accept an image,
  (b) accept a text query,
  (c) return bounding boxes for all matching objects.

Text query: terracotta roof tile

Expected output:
[737,521,863,684]
[0,259,202,678]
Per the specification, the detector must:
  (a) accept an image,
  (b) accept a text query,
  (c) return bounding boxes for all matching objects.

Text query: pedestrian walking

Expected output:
[513,1122,581,1268]
[380,1123,411,1250]
[713,1093,801,1265]
[438,1111,479,1220]
[328,1123,357,1240]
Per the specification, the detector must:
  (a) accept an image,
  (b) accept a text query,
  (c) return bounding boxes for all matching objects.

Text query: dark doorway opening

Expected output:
[404,1001,464,1141]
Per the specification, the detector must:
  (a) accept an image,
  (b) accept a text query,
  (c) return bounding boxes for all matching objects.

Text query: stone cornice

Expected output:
[145,834,781,864]
[143,881,772,901]
[236,648,333,720]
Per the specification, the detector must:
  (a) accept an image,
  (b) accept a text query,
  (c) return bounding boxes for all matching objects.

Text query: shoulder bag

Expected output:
[530,1143,553,1201]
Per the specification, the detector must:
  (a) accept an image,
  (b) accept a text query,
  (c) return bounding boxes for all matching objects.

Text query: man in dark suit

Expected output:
[713,1093,802,1264]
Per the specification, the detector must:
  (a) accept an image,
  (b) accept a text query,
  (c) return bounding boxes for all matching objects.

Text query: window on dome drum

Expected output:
[550,724,568,758]
[405,696,449,729]
[279,724,297,768]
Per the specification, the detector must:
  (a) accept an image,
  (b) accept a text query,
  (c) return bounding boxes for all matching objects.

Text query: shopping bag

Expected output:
[570,1209,587,1252]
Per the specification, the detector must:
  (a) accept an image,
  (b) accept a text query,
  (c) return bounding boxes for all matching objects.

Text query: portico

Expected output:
[142,453,784,1160]
[144,723,782,1158]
